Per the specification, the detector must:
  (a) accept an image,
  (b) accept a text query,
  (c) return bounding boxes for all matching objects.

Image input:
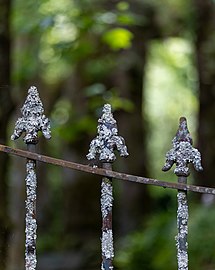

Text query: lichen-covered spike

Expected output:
[11,86,51,144]
[162,117,203,177]
[87,104,128,270]
[11,86,51,270]
[87,104,129,163]
[162,118,203,270]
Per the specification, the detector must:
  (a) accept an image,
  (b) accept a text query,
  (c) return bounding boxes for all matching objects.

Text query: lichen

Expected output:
[25,161,37,270]
[87,104,128,163]
[176,191,189,270]
[101,179,113,219]
[100,177,114,270]
[11,86,51,144]
[177,250,188,270]
[102,229,114,259]
[162,117,203,176]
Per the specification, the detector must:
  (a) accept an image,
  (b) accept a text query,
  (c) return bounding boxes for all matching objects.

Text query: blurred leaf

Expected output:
[96,12,117,24]
[102,27,134,50]
[107,96,134,112]
[117,1,130,11]
[117,14,135,25]
[53,115,96,143]
[84,83,106,97]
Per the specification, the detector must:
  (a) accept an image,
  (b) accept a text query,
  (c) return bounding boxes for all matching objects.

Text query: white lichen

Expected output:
[11,86,51,144]
[102,229,114,259]
[87,104,128,162]
[162,117,203,176]
[177,250,188,270]
[100,178,114,270]
[176,191,189,270]
[101,179,113,219]
[25,161,37,270]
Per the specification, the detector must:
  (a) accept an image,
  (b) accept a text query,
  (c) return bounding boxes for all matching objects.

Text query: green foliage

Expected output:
[189,204,215,269]
[51,98,97,142]
[116,211,176,270]
[116,204,215,270]
[102,28,134,50]
[86,86,135,113]
[117,2,130,11]
[12,0,136,85]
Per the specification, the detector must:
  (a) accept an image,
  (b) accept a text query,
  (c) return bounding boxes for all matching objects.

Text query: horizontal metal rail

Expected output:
[0,143,214,195]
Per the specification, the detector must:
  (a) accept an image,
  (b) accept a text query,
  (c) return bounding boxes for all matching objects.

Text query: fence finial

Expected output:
[87,104,128,270]
[162,117,203,176]
[11,86,51,144]
[87,104,129,163]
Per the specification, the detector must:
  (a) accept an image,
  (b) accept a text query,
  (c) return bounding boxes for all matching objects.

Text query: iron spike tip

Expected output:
[175,116,192,145]
[179,116,187,122]
[162,117,203,177]
[87,104,128,163]
[11,86,51,144]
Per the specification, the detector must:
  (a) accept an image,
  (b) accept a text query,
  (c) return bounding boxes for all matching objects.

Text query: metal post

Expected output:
[25,143,37,270]
[11,86,51,270]
[87,104,129,270]
[176,176,188,270]
[101,162,114,270]
[162,117,203,270]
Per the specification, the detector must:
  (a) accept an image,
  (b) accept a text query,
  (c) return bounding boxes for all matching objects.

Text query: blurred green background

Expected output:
[1,0,215,269]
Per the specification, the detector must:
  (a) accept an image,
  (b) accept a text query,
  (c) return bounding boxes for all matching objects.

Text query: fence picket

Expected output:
[87,104,128,270]
[11,86,51,270]
[162,117,203,270]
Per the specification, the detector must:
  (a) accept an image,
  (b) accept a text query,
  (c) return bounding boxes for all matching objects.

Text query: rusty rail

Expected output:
[1,143,214,195]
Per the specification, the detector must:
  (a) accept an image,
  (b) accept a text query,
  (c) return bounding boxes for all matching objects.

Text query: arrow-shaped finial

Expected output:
[162,117,203,176]
[87,104,129,163]
[11,86,51,144]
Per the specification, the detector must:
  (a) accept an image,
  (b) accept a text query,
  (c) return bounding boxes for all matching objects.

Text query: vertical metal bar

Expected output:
[162,117,203,270]
[176,176,188,270]
[87,104,128,270]
[101,162,114,270]
[11,86,51,270]
[25,144,37,270]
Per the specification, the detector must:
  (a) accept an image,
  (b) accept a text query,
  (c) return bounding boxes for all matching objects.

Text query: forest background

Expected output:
[1,0,215,269]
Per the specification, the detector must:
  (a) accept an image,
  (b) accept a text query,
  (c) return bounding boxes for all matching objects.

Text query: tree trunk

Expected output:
[0,0,13,269]
[112,30,151,234]
[194,0,215,187]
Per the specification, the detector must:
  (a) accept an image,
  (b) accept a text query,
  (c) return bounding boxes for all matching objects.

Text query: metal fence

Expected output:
[0,86,214,270]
